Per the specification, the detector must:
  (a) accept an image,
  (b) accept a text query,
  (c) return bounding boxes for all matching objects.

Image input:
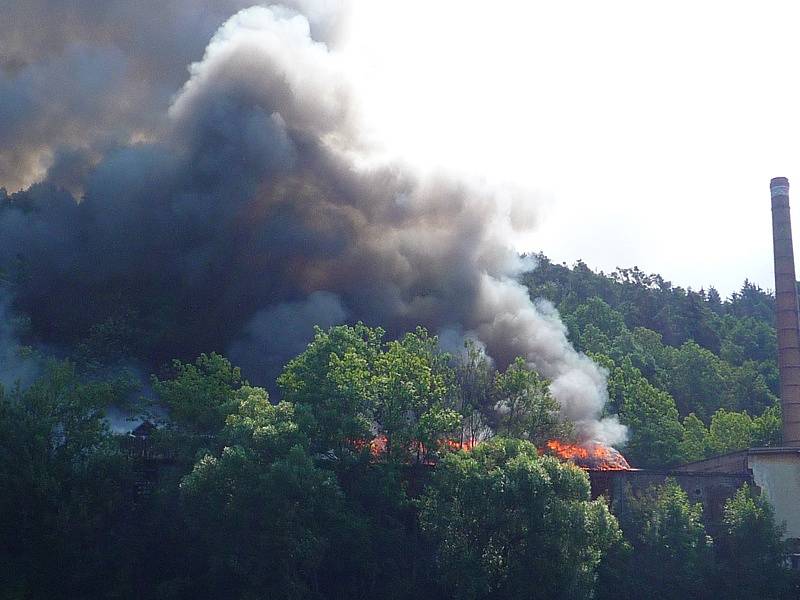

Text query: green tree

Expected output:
[726,359,778,414]
[572,296,627,339]
[728,279,774,323]
[668,341,728,418]
[372,329,457,461]
[680,406,780,461]
[279,324,458,463]
[278,323,383,454]
[706,286,723,314]
[680,413,710,462]
[714,485,793,599]
[152,352,243,434]
[717,315,777,365]
[682,290,721,353]
[179,387,350,599]
[707,408,753,455]
[579,323,612,356]
[609,359,684,468]
[0,362,138,598]
[751,403,782,447]
[223,386,308,456]
[453,340,495,446]
[417,438,622,600]
[181,446,346,598]
[492,357,569,445]
[614,479,712,600]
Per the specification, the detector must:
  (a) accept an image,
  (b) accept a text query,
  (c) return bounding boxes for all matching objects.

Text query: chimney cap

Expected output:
[771,177,790,197]
[772,177,789,186]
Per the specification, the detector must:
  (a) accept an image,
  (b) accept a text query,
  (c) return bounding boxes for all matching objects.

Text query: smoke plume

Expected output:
[0,4,625,444]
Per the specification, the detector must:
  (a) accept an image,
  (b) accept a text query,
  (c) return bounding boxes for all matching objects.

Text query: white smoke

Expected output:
[470,274,626,445]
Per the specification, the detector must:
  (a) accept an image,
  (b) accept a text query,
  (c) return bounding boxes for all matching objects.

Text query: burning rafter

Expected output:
[349,435,630,471]
[544,439,631,471]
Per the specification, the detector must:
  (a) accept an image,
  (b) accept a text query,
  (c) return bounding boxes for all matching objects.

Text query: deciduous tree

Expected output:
[417,438,622,600]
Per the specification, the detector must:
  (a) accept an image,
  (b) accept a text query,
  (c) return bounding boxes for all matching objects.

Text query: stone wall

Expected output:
[589,469,752,531]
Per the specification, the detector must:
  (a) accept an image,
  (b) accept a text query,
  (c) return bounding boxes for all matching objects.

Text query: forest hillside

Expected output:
[1,255,796,599]
[524,254,782,468]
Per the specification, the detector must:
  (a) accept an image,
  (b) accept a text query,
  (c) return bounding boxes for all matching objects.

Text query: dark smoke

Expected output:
[0,0,348,192]
[229,291,348,382]
[0,4,624,444]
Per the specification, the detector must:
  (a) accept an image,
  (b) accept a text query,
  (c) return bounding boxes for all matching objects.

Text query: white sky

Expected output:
[337,1,800,297]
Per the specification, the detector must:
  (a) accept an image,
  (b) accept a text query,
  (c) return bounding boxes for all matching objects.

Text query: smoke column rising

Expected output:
[0,4,625,445]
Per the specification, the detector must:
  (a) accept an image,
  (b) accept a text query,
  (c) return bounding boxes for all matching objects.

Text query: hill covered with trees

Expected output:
[1,256,798,598]
[523,254,783,468]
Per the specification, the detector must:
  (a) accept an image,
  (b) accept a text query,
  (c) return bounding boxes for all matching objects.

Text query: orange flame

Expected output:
[544,439,631,470]
[370,435,387,457]
[442,437,478,452]
[349,435,477,462]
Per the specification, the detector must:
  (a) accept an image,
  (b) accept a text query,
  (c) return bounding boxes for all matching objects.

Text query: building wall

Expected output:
[589,470,751,531]
[672,450,749,474]
[678,447,800,542]
[748,453,800,541]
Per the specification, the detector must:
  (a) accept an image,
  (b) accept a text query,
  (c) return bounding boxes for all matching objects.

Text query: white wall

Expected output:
[749,453,800,540]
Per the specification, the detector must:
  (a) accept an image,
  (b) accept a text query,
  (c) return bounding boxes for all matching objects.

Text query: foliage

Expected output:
[1,339,797,598]
[677,406,783,462]
[0,361,138,598]
[523,254,784,462]
[601,480,797,600]
[181,435,345,598]
[667,341,730,418]
[223,386,307,457]
[707,408,754,455]
[280,324,463,463]
[751,402,783,447]
[492,356,570,445]
[278,323,384,454]
[417,438,622,600]
[714,485,793,599]
[152,352,244,434]
[611,479,713,600]
[452,340,495,445]
[608,358,684,468]
[372,330,456,461]
[680,413,711,462]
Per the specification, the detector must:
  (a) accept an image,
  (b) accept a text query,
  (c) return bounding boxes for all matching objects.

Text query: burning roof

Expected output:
[349,435,631,472]
[544,440,631,471]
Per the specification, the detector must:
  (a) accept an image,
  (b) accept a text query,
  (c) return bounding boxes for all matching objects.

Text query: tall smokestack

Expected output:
[770,176,800,447]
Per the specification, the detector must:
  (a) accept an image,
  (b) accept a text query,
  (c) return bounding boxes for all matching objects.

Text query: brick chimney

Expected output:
[770,177,800,447]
